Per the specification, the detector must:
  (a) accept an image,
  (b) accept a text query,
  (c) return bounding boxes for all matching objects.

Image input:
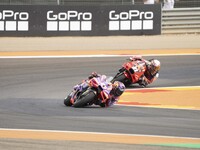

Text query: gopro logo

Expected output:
[109,10,154,31]
[47,10,92,31]
[0,10,29,31]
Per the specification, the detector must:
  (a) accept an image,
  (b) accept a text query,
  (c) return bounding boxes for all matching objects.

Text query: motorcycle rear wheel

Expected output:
[73,90,96,108]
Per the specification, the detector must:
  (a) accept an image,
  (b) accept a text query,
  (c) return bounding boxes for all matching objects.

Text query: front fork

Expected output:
[120,68,132,85]
[119,67,125,73]
[114,67,125,77]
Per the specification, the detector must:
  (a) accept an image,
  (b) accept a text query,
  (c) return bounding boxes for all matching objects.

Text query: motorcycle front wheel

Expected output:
[64,95,73,106]
[111,72,131,87]
[73,90,96,108]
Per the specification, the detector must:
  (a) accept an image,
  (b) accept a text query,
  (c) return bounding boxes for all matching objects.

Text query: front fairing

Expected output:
[89,77,111,103]
[122,60,146,83]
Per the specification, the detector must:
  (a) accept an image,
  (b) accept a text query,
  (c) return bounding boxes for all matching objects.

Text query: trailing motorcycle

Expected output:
[64,76,111,108]
[111,57,147,87]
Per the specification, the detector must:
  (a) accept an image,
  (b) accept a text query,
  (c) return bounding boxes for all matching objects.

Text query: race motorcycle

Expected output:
[64,77,111,108]
[111,57,147,87]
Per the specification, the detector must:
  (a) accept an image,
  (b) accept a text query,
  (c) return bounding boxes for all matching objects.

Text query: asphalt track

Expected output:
[0,35,200,149]
[0,54,200,149]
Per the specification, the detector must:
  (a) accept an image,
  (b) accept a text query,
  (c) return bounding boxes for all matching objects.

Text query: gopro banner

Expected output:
[0,5,161,36]
[46,10,92,31]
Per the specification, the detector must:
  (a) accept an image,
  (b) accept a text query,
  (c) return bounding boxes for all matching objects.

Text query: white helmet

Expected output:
[149,59,161,75]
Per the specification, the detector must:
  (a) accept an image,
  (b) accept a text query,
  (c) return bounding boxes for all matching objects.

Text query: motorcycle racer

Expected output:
[104,80,125,107]
[73,72,125,107]
[129,55,161,87]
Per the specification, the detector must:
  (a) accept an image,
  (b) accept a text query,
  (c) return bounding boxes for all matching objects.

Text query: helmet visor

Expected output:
[151,65,160,75]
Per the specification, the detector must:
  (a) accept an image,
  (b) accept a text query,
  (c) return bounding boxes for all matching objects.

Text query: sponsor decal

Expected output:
[109,10,154,31]
[46,10,92,31]
[0,10,29,31]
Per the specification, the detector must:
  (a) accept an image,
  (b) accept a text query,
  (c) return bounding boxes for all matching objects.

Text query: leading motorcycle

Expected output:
[111,57,147,87]
[64,77,111,108]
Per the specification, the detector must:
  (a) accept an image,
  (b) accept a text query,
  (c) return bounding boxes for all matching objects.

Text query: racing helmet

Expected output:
[149,59,161,75]
[112,81,125,97]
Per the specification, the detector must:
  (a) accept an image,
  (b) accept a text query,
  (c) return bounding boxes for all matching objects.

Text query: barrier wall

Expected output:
[0,5,161,36]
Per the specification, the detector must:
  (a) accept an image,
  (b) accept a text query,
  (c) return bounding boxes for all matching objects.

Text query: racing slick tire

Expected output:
[111,72,131,86]
[73,90,96,108]
[64,96,73,106]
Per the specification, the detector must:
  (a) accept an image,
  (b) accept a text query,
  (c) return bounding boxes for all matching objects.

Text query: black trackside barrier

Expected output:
[0,5,161,36]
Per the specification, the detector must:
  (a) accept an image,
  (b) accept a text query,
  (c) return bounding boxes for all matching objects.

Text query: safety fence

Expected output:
[162,7,200,34]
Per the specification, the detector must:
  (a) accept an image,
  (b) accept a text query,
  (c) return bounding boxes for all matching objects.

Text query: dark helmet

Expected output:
[112,81,125,97]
